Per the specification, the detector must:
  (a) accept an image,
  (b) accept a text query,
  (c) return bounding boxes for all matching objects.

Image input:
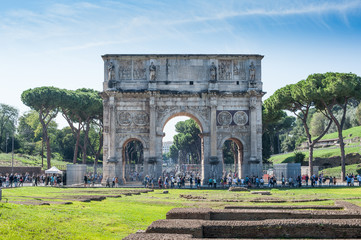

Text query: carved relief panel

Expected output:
[216,130,249,149]
[133,60,146,80]
[156,105,210,128]
[116,110,149,127]
[216,110,249,126]
[117,134,150,149]
[118,60,132,80]
[218,60,232,80]
[239,61,246,80]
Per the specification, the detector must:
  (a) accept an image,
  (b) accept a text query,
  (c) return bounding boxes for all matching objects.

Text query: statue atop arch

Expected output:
[149,62,156,81]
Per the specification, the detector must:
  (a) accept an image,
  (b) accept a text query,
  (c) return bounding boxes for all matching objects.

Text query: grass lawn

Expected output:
[1,187,361,239]
[269,145,361,164]
[320,163,361,177]
[269,125,361,165]
[316,126,361,141]
[0,153,67,170]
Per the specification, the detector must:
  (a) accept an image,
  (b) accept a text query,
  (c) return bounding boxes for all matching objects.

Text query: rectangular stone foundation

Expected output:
[125,201,361,239]
[166,208,360,221]
[146,219,361,239]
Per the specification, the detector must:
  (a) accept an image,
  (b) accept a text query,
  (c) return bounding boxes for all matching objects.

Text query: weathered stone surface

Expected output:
[225,205,343,210]
[101,54,265,184]
[147,219,361,239]
[126,201,361,239]
[123,233,194,240]
[166,208,361,221]
[251,191,271,195]
[228,186,249,191]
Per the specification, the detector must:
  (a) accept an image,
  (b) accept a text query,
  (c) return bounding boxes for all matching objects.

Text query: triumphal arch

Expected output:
[101,54,264,184]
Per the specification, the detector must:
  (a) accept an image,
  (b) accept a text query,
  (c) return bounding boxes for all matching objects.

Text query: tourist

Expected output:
[255,176,260,188]
[227,176,232,187]
[181,177,185,188]
[297,176,302,187]
[260,178,264,188]
[213,178,217,188]
[333,176,337,185]
[329,176,333,186]
[105,176,110,187]
[208,177,213,188]
[305,174,309,186]
[9,174,14,187]
[189,176,193,189]
[112,176,116,188]
[288,177,293,188]
[150,177,154,189]
[177,176,181,188]
[84,175,88,187]
[357,174,361,186]
[158,177,162,188]
[171,176,175,188]
[273,177,277,187]
[164,176,169,188]
[115,177,119,187]
[346,175,351,186]
[281,176,285,187]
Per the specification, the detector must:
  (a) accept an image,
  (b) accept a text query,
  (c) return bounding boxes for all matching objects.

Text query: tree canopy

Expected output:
[169,119,201,164]
[306,72,361,179]
[21,87,63,169]
[0,103,18,153]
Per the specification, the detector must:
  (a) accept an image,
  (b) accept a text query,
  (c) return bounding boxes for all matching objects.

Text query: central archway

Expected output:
[161,113,204,181]
[222,138,244,179]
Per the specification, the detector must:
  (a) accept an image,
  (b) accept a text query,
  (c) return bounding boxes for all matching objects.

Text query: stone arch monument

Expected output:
[101,54,264,184]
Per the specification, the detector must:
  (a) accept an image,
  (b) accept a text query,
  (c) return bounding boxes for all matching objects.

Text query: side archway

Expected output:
[122,138,144,183]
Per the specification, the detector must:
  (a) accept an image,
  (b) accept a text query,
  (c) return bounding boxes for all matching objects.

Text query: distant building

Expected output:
[162,141,173,154]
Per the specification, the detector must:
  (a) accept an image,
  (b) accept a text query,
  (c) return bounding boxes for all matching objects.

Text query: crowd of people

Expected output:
[1,171,360,189]
[83,173,103,187]
[139,171,361,189]
[143,174,202,189]
[0,172,64,187]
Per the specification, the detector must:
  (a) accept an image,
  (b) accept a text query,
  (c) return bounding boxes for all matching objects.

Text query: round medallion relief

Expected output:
[217,111,232,126]
[117,112,131,126]
[233,111,248,126]
[133,111,149,126]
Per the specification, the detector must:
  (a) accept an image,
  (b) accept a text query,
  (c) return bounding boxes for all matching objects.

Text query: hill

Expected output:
[268,126,361,176]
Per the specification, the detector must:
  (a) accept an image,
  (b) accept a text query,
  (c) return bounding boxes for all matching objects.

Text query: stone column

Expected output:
[210,98,218,157]
[249,95,260,176]
[104,93,121,183]
[201,133,211,184]
[148,95,159,178]
[108,95,117,162]
[202,96,220,184]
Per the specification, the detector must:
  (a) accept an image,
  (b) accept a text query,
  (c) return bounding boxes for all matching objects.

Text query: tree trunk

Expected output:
[73,128,80,164]
[39,111,52,169]
[82,122,90,164]
[308,145,313,177]
[337,124,346,181]
[322,101,347,181]
[46,135,51,169]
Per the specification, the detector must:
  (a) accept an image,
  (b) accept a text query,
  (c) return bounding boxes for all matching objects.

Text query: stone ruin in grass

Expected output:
[124,200,361,239]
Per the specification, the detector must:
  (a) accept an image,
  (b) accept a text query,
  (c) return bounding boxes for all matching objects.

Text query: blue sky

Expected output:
[1,0,361,140]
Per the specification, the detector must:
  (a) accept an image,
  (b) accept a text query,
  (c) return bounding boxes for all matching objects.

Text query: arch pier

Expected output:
[101,54,264,184]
